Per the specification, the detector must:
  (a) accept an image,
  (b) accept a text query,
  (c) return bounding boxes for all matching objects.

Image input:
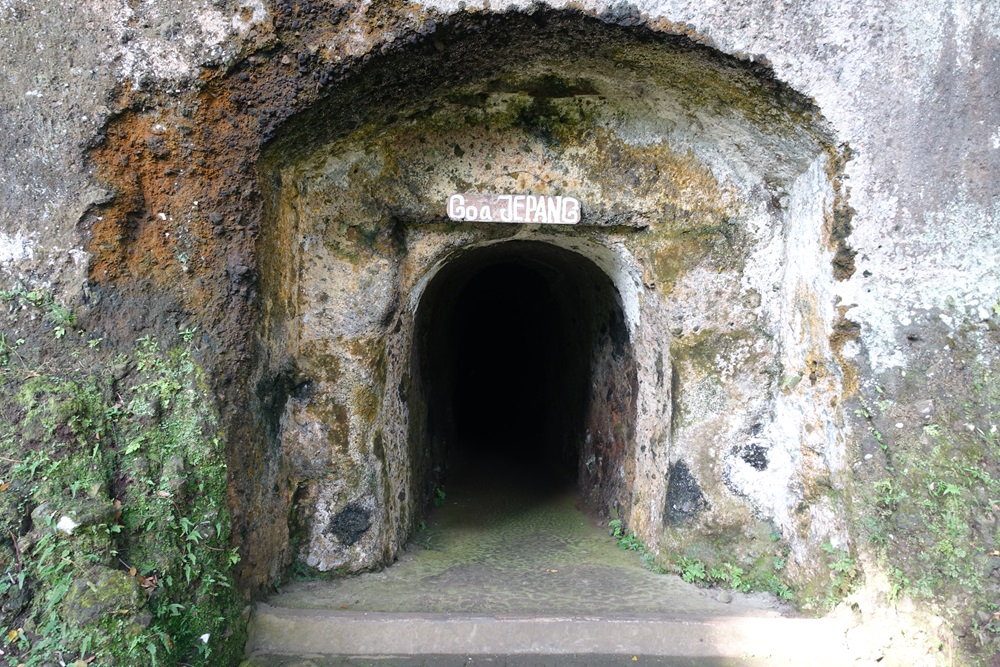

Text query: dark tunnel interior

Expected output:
[451,262,572,473]
[412,241,626,492]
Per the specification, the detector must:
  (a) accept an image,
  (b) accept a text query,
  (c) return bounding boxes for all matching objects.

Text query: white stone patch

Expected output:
[307,489,379,573]
[840,189,1000,371]
[196,9,231,46]
[712,150,850,555]
[68,248,89,268]
[777,153,837,369]
[233,0,269,35]
[0,231,34,266]
[100,0,270,86]
[56,516,79,535]
[118,38,197,85]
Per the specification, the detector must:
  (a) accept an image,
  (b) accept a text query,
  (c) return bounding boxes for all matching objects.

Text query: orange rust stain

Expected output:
[86,65,288,311]
[829,303,861,396]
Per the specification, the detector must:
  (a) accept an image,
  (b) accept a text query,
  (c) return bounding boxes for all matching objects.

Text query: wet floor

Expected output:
[268,462,792,618]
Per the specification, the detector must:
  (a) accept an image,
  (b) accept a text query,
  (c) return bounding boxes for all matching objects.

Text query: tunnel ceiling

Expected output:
[261,10,834,193]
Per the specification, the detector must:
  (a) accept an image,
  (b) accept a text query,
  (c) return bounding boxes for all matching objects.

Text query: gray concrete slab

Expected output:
[245,607,847,664]
[242,653,802,666]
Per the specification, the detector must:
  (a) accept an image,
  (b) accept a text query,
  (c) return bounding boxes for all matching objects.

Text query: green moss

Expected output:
[313,398,350,453]
[347,337,388,428]
[353,385,381,429]
[621,518,797,601]
[0,295,244,666]
[641,226,743,291]
[482,74,601,100]
[604,42,821,136]
[823,143,857,280]
[670,329,762,391]
[849,321,1000,659]
[61,566,144,627]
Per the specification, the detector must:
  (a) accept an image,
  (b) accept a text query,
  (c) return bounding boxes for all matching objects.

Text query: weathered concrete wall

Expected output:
[2,0,998,663]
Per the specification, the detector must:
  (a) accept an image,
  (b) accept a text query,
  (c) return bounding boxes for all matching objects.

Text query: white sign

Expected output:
[447,193,581,224]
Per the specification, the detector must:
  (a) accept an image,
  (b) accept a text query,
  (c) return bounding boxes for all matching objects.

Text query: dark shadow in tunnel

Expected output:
[411,241,627,498]
[451,262,566,481]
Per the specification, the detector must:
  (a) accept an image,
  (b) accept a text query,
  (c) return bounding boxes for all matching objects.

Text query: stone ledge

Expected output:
[246,605,849,664]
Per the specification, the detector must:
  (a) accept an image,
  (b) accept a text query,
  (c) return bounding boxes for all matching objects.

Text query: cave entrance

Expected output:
[411,240,636,506]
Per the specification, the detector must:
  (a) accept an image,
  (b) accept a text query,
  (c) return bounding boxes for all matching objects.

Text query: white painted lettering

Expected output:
[447,194,465,219]
[498,195,512,222]
[534,198,547,222]
[525,195,537,221]
[563,198,580,223]
[446,193,581,224]
[547,197,560,223]
[513,195,526,221]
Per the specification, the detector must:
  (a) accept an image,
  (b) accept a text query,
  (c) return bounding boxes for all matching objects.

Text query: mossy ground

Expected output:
[0,288,245,666]
[267,461,792,618]
[849,315,1000,662]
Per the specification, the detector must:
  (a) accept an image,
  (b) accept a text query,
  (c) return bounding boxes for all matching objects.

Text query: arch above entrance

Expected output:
[255,9,847,576]
[410,239,638,508]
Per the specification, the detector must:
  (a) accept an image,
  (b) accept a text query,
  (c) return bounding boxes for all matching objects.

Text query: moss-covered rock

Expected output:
[62,567,144,627]
[0,289,244,666]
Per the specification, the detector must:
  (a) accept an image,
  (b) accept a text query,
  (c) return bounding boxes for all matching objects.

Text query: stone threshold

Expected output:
[245,605,849,665]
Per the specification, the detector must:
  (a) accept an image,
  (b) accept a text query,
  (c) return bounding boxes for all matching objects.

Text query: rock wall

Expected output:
[1,0,998,664]
[250,18,848,579]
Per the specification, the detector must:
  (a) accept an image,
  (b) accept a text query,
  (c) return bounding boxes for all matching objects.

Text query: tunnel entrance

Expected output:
[252,5,839,574]
[451,263,566,468]
[411,240,636,503]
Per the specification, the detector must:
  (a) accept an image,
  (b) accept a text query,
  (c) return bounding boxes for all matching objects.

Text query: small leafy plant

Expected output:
[0,292,244,666]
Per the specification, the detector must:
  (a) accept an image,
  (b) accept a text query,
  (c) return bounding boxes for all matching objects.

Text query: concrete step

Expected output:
[241,654,811,666]
[243,605,850,666]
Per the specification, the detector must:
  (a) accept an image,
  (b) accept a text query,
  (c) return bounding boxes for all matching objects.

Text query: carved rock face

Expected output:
[251,12,844,576]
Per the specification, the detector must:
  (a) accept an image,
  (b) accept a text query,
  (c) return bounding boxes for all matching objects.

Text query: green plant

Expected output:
[1,286,76,338]
[608,522,796,601]
[0,311,245,666]
[872,478,907,515]
[709,562,748,592]
[618,533,643,551]
[0,332,25,367]
[822,541,860,603]
[433,487,447,507]
[607,519,645,551]
[678,556,707,583]
[855,396,888,453]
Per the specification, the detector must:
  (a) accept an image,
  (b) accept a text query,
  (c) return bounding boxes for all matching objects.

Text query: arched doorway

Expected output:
[253,8,839,575]
[411,241,636,496]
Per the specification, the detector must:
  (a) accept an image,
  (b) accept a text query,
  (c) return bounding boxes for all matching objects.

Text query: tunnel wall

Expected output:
[252,13,847,579]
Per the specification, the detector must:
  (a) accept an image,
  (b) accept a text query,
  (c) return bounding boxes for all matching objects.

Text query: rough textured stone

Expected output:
[1,0,997,663]
[62,566,144,626]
